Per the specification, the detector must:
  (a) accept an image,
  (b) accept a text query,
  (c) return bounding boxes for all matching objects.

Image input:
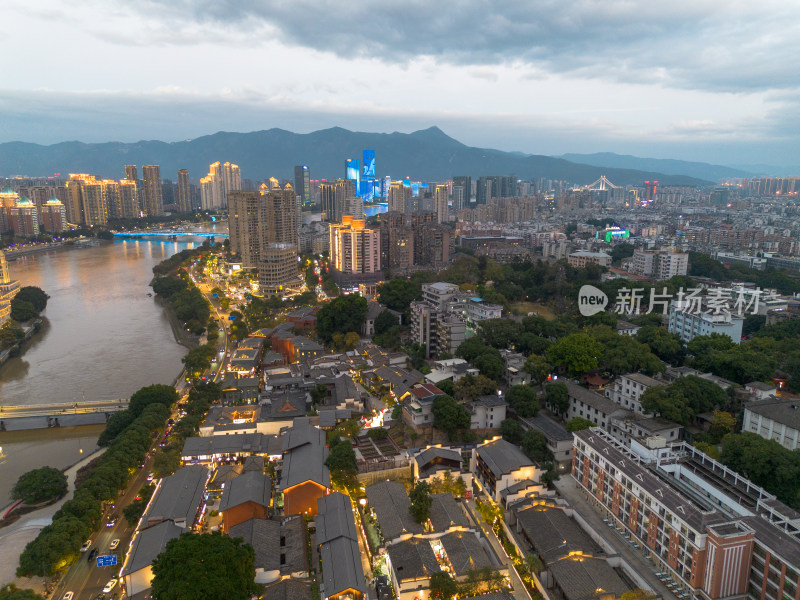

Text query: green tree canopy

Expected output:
[546,333,603,377]
[523,354,551,389]
[473,351,504,381]
[521,430,552,463]
[316,295,368,344]
[429,572,458,600]
[0,584,44,600]
[636,326,685,364]
[11,467,67,504]
[453,373,495,403]
[374,309,399,336]
[566,417,596,432]
[432,395,471,439]
[477,318,520,349]
[506,385,539,417]
[377,278,422,312]
[500,419,524,445]
[545,381,569,415]
[325,439,359,491]
[408,481,433,524]
[151,532,259,600]
[601,334,665,376]
[13,286,48,312]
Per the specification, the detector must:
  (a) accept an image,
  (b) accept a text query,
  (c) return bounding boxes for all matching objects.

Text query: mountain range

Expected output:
[557,152,752,182]
[0,126,717,186]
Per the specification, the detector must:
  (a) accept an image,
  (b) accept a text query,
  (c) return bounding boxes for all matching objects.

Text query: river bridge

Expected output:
[0,399,129,431]
[112,230,228,239]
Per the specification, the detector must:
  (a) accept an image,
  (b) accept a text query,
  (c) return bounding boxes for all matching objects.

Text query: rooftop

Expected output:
[386,538,441,581]
[745,397,800,430]
[547,554,630,600]
[141,465,208,528]
[439,530,495,575]
[219,470,272,512]
[476,438,536,476]
[120,520,183,576]
[366,480,424,541]
[565,382,622,415]
[429,493,470,532]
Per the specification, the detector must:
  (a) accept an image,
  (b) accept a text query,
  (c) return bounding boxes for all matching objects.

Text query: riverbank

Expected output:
[0,318,44,369]
[0,446,107,591]
[156,295,199,352]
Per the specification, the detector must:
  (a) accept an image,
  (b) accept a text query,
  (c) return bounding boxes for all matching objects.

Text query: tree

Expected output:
[10,300,38,322]
[153,449,181,478]
[453,373,495,403]
[601,334,665,376]
[123,483,156,526]
[524,553,543,576]
[315,295,368,344]
[374,309,399,335]
[429,572,458,600]
[546,333,603,377]
[11,467,67,504]
[640,387,691,425]
[709,410,736,442]
[500,419,524,445]
[325,440,358,491]
[310,384,329,405]
[13,286,48,312]
[377,278,422,312]
[521,430,551,463]
[455,336,494,362]
[545,382,569,415]
[506,385,539,417]
[636,326,685,364]
[523,354,551,390]
[478,318,519,349]
[0,585,44,600]
[432,395,471,439]
[151,532,259,600]
[566,417,596,432]
[391,404,403,420]
[473,351,505,381]
[408,481,433,524]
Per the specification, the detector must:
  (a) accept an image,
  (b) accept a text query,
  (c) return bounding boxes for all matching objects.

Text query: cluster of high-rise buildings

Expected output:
[227,185,303,296]
[0,186,66,235]
[200,162,241,210]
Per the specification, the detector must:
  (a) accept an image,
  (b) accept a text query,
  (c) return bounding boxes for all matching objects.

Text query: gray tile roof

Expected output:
[414,447,463,477]
[547,555,630,600]
[141,465,208,529]
[318,409,352,429]
[512,500,598,562]
[566,382,621,415]
[316,492,367,598]
[262,579,312,600]
[182,433,282,458]
[745,397,800,430]
[439,531,494,575]
[623,372,663,388]
[209,464,242,487]
[228,518,280,569]
[476,438,535,478]
[366,480,424,541]
[279,419,330,490]
[520,414,573,442]
[429,494,470,532]
[219,471,272,512]
[474,395,507,407]
[386,538,441,581]
[121,520,183,576]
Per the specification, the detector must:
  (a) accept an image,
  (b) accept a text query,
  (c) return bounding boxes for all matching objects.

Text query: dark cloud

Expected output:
[120,0,800,93]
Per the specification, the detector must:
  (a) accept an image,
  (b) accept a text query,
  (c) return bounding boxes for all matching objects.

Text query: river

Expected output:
[0,231,220,503]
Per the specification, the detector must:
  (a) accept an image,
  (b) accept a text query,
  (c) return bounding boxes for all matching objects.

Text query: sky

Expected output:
[2,0,799,168]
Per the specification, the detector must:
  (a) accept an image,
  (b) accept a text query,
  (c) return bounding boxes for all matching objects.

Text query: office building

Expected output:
[176,169,191,213]
[125,165,138,182]
[142,165,164,216]
[573,427,800,600]
[329,216,382,284]
[294,166,310,203]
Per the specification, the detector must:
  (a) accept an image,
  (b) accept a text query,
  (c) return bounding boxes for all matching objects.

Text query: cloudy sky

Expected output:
[2,0,799,167]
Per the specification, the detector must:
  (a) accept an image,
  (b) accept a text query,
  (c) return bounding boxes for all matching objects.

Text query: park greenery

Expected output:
[151,274,211,335]
[151,532,259,600]
[325,436,359,491]
[17,386,173,576]
[11,466,67,505]
[315,294,368,345]
[408,481,433,524]
[9,286,48,322]
[0,585,44,600]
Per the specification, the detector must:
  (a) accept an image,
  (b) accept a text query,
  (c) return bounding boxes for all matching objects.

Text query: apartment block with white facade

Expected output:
[606,373,663,413]
[668,302,744,344]
[742,397,800,450]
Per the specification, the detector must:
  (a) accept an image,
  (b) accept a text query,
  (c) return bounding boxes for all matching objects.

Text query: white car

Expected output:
[103,579,117,593]
[79,540,92,552]
[62,593,74,600]
[109,538,120,550]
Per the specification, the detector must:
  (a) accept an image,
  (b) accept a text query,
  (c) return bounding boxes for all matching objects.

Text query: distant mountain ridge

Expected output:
[557,152,751,182]
[0,127,711,186]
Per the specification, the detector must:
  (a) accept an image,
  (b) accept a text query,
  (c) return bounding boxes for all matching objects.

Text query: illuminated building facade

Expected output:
[329,216,382,284]
[0,250,20,326]
[176,169,191,213]
[40,198,67,233]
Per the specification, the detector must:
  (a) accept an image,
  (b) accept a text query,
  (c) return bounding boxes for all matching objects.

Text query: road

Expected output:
[50,436,160,600]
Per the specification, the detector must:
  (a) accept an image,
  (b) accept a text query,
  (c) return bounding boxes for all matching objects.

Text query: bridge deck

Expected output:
[0,399,129,419]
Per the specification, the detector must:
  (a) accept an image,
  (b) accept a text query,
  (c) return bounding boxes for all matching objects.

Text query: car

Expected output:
[88,548,99,562]
[109,538,120,550]
[106,515,118,527]
[62,593,74,600]
[80,539,92,552]
[103,579,117,593]
[147,472,155,482]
